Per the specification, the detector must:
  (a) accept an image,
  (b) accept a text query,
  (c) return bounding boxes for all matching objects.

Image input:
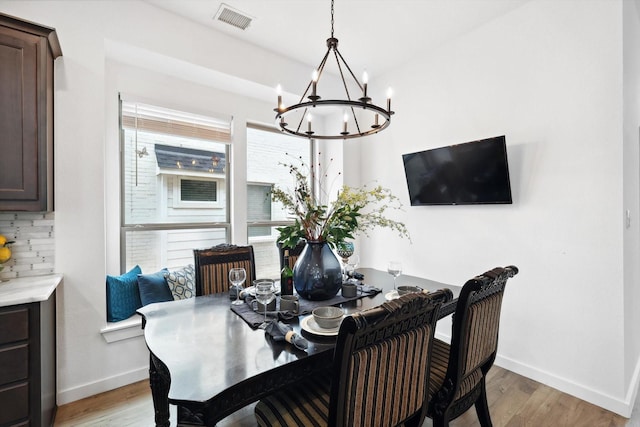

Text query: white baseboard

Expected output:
[57,366,149,406]
[624,355,640,419]
[434,330,638,418]
[494,353,634,418]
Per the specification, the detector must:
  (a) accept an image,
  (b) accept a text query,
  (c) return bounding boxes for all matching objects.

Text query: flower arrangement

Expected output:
[0,234,14,272]
[271,155,410,249]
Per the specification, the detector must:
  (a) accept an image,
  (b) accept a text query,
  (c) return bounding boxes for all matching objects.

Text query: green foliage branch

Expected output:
[271,156,410,249]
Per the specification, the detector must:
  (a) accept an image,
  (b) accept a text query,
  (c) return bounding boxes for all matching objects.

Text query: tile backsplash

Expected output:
[0,212,55,280]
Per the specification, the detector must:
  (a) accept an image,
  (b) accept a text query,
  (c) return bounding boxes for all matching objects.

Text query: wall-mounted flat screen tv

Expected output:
[402,135,512,206]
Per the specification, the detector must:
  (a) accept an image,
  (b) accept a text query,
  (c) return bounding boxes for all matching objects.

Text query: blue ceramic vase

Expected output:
[293,240,342,300]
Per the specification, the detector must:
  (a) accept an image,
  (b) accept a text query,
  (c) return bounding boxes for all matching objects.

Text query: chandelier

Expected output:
[275,0,394,140]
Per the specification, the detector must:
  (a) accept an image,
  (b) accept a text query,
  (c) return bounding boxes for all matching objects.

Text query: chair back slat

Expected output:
[193,244,256,296]
[344,328,432,426]
[462,291,504,375]
[331,289,453,427]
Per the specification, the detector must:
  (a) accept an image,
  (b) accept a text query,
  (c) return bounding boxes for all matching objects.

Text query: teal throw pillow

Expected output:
[106,265,142,322]
[138,268,172,306]
[164,264,195,300]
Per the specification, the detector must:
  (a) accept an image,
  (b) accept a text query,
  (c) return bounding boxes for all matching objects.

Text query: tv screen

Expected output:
[402,136,512,206]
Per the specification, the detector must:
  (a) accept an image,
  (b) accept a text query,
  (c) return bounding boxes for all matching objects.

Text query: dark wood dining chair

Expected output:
[192,244,256,295]
[427,265,519,427]
[255,289,454,427]
[277,240,306,270]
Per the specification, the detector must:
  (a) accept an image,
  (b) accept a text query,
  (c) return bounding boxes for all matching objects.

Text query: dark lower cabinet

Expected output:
[0,292,56,427]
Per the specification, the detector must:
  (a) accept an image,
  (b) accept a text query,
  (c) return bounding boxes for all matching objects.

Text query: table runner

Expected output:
[230,285,381,329]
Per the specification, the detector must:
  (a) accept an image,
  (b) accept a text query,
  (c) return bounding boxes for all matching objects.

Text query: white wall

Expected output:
[0,0,318,405]
[1,0,638,417]
[360,0,635,416]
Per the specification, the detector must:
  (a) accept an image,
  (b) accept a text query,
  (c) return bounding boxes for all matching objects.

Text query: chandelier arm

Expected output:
[314,46,332,86]
[298,82,313,105]
[334,48,364,92]
[299,46,333,104]
[332,48,364,134]
[332,49,352,101]
[349,105,362,135]
[294,106,310,135]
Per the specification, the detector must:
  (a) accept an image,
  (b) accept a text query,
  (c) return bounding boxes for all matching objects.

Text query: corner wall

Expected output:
[361,0,629,415]
[623,0,640,409]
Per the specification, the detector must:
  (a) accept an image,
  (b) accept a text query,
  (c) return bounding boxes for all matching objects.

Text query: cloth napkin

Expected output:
[265,321,308,351]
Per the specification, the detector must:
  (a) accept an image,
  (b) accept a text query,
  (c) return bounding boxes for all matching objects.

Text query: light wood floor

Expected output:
[54,366,631,427]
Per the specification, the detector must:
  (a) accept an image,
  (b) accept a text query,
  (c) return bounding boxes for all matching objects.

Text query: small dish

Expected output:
[300,315,343,336]
[397,285,423,296]
[384,290,400,301]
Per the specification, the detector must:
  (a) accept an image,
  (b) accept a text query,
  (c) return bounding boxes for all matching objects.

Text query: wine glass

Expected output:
[387,261,402,291]
[229,268,246,306]
[336,241,355,264]
[336,241,355,281]
[346,254,360,283]
[255,280,276,329]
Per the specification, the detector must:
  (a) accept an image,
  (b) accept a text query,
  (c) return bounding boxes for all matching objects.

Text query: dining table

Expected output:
[137,267,460,427]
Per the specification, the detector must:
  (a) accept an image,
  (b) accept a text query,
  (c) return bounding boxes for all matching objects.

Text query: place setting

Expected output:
[299,306,345,337]
[229,268,381,330]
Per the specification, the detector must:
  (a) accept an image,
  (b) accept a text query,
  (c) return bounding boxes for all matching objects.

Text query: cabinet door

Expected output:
[0,26,43,209]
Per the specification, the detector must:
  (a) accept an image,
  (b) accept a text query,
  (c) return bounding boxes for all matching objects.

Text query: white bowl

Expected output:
[312,306,344,329]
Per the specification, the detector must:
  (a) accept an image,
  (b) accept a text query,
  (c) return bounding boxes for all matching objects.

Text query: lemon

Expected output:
[0,235,6,246]
[0,247,11,263]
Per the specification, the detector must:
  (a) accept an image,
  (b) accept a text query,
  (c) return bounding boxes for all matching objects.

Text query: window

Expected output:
[120,99,231,272]
[172,177,223,209]
[181,179,217,203]
[247,183,272,238]
[246,124,311,279]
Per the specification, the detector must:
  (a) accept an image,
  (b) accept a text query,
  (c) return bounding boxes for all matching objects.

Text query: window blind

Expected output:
[181,179,217,202]
[122,102,231,143]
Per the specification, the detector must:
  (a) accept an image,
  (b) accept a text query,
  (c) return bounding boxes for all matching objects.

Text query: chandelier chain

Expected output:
[330,0,334,38]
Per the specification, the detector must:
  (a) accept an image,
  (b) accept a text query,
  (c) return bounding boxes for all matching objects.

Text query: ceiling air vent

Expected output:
[214,3,253,30]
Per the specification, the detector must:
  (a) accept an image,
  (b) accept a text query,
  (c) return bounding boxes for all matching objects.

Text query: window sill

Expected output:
[100,315,143,343]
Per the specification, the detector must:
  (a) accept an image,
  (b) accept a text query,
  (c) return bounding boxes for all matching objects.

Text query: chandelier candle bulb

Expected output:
[362,71,368,99]
[311,70,319,99]
[276,84,283,112]
[343,112,348,133]
[387,87,392,111]
[307,114,312,133]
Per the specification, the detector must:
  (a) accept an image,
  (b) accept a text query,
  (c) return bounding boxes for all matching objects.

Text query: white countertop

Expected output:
[0,274,62,307]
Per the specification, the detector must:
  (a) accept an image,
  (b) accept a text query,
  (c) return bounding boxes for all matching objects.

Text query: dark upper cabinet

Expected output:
[0,13,61,212]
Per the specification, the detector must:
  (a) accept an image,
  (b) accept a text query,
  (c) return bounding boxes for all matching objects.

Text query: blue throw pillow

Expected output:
[106,265,142,322]
[138,269,173,306]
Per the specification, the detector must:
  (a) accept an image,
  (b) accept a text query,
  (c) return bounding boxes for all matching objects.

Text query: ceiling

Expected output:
[143,0,531,77]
